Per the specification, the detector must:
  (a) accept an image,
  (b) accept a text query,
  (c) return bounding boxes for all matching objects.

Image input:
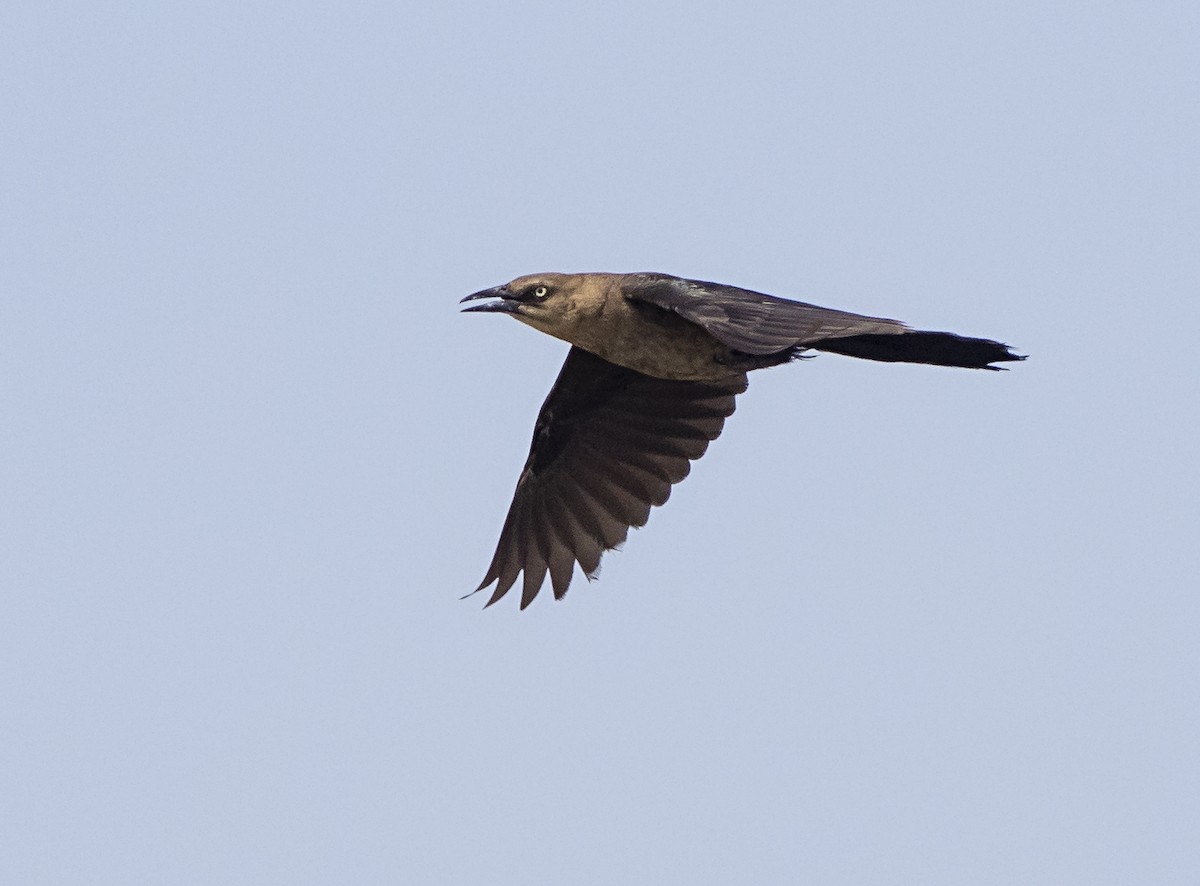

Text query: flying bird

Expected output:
[461,272,1023,609]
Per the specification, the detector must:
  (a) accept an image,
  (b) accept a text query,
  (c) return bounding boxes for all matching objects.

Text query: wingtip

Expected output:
[484,583,510,608]
[460,575,511,608]
[458,578,490,601]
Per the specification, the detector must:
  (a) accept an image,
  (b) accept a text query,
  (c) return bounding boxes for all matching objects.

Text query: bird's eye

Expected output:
[533,286,549,299]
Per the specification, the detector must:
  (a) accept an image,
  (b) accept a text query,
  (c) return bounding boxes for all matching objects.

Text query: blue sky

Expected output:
[3,1,1198,883]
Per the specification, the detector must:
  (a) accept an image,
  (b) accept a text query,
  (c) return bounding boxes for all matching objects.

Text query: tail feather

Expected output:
[811,331,1025,371]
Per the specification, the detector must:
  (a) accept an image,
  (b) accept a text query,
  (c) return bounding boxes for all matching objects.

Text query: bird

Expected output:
[461,272,1023,609]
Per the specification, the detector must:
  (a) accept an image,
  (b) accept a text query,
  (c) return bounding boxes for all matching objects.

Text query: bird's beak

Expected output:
[460,285,521,314]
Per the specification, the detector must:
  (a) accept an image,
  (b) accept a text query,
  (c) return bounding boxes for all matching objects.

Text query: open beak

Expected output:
[460,285,521,314]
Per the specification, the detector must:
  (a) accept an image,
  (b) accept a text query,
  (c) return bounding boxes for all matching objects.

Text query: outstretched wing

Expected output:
[473,346,747,609]
[624,273,907,355]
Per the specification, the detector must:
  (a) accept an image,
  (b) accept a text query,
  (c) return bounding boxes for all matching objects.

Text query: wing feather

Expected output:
[624,273,908,355]
[472,346,745,607]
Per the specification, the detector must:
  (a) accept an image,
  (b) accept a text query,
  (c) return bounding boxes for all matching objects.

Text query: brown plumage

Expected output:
[461,272,1023,608]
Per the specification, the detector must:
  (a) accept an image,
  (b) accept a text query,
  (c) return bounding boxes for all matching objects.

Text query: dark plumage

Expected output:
[462,272,1023,608]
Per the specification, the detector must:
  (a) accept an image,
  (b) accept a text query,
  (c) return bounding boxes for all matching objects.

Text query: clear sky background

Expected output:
[3,2,1198,883]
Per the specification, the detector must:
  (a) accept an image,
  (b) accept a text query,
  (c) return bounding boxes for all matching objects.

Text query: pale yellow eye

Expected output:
[534,286,548,298]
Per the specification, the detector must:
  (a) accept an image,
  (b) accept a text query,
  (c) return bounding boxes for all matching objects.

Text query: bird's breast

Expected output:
[527,297,741,382]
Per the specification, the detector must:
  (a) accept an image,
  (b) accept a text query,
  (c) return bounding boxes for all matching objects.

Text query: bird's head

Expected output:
[460,273,591,339]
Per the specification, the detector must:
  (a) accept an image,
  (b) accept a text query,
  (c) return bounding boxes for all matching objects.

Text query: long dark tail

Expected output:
[810,331,1025,371]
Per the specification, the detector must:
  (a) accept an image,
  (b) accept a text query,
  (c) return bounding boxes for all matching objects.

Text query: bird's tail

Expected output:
[809,330,1025,371]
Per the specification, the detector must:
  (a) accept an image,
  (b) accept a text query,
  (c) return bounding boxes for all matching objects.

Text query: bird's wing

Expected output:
[623,273,908,355]
[473,345,746,609]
